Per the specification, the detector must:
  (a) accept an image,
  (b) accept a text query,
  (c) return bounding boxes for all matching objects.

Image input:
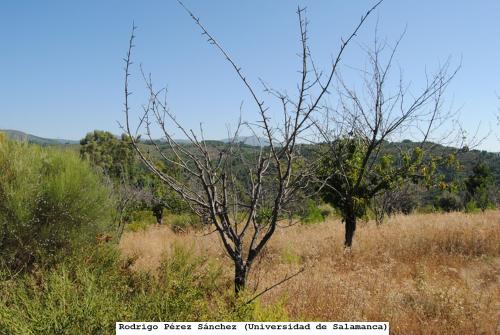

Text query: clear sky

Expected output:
[1,0,499,151]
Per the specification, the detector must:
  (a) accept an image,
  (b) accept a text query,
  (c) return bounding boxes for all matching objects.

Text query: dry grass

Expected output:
[120,211,500,335]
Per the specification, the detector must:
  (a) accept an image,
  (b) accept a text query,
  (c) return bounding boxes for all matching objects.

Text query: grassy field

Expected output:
[121,211,500,335]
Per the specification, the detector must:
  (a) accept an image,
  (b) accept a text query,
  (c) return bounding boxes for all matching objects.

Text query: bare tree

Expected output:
[372,182,422,225]
[121,2,382,294]
[315,32,460,247]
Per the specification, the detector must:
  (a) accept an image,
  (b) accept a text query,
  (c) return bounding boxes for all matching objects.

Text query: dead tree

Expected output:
[315,32,460,247]
[122,2,382,294]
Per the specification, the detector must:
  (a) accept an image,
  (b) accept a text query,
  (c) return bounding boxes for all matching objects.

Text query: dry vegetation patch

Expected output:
[120,211,500,334]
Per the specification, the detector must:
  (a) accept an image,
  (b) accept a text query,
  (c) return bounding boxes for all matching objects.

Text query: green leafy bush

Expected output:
[435,191,462,212]
[464,200,480,213]
[318,203,336,219]
[0,245,285,334]
[301,200,326,225]
[255,207,273,225]
[125,210,156,232]
[416,204,439,214]
[0,135,115,271]
[167,214,201,233]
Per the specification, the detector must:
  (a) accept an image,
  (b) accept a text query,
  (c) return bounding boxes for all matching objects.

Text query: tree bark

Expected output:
[152,204,163,225]
[234,261,248,295]
[344,206,357,248]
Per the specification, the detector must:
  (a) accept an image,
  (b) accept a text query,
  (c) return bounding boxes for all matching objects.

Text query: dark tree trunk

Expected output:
[344,206,357,248]
[234,261,248,295]
[156,215,163,225]
[152,204,163,225]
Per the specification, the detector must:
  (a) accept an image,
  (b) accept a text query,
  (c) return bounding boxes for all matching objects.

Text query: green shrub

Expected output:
[125,210,156,232]
[301,200,325,225]
[125,220,150,232]
[464,201,480,213]
[416,204,439,214]
[0,135,115,271]
[167,214,201,233]
[0,245,286,333]
[129,210,156,223]
[255,207,273,225]
[318,203,336,219]
[435,191,462,212]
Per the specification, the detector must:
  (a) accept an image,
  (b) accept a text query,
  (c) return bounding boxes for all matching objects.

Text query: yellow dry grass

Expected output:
[120,211,500,335]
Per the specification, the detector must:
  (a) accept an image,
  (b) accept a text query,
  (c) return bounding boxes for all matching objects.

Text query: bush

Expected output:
[125,210,156,232]
[0,135,116,271]
[167,213,201,233]
[0,245,285,333]
[255,207,273,225]
[463,200,486,214]
[318,203,336,218]
[416,204,439,214]
[301,200,326,225]
[435,191,462,212]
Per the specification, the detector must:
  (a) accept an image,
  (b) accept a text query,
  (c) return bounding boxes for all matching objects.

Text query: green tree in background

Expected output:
[79,131,190,232]
[314,32,459,247]
[80,130,136,180]
[139,161,191,225]
[316,138,443,246]
[465,161,494,211]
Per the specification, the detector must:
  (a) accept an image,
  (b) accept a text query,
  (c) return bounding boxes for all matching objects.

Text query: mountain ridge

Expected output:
[1,129,79,145]
[1,129,270,147]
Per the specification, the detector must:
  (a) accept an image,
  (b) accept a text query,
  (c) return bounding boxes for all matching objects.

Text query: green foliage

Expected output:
[129,210,157,223]
[318,203,336,218]
[139,165,191,215]
[464,201,480,213]
[125,221,151,233]
[435,191,462,212]
[0,245,285,334]
[167,214,201,233]
[255,207,273,225]
[416,204,439,214]
[301,200,326,225]
[80,131,192,227]
[0,136,115,271]
[80,131,136,180]
[125,211,155,233]
[316,137,468,226]
[465,162,494,211]
[316,138,408,222]
[280,245,301,265]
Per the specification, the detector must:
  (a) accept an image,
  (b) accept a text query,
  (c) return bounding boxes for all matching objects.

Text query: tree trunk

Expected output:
[344,206,357,248]
[234,261,248,295]
[156,215,163,225]
[152,204,163,225]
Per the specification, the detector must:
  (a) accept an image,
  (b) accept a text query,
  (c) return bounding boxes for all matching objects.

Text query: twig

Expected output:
[245,267,305,305]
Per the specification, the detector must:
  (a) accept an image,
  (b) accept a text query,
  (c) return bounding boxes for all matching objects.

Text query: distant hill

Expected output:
[0,129,79,145]
[144,135,269,147]
[221,135,270,147]
[2,128,498,185]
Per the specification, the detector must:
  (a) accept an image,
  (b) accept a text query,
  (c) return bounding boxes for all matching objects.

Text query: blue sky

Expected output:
[1,0,499,151]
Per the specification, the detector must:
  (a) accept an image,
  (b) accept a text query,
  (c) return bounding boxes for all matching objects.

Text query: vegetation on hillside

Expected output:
[0,134,115,272]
